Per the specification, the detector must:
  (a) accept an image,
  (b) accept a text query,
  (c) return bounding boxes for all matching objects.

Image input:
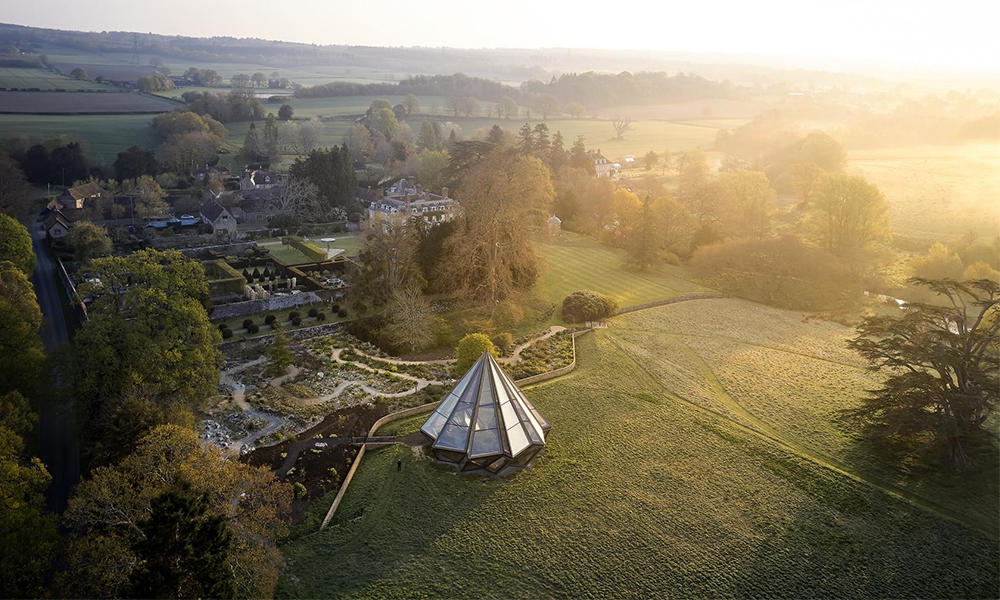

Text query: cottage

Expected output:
[200,199,237,236]
[55,181,103,210]
[240,168,280,191]
[44,210,72,239]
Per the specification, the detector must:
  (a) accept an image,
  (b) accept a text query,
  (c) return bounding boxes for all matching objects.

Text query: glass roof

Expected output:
[421,351,550,467]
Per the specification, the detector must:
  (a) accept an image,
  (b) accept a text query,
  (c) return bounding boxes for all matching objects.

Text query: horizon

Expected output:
[5,0,1000,78]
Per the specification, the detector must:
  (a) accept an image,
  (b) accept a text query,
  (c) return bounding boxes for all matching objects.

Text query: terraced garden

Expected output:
[277,298,999,599]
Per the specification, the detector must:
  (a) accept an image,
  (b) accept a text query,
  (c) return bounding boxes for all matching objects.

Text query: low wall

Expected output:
[319,401,440,530]
[56,257,87,324]
[209,292,324,321]
[513,328,592,386]
[617,293,726,315]
[219,321,346,356]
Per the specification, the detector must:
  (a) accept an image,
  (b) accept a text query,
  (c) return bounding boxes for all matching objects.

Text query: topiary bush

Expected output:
[289,311,300,321]
[221,328,233,339]
[316,312,326,321]
[337,309,348,318]
[308,307,318,317]
[294,482,307,498]
[247,324,259,334]
[265,314,277,325]
[218,323,228,330]
[561,290,620,323]
[454,333,497,373]
[291,317,302,326]
[331,303,341,313]
[492,332,514,353]
[242,319,254,329]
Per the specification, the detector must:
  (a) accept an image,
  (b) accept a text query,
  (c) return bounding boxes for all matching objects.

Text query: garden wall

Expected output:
[219,321,346,356]
[209,291,324,321]
[616,293,726,315]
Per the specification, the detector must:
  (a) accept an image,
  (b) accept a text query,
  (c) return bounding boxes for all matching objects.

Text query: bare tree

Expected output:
[297,119,322,155]
[273,177,325,221]
[278,122,300,155]
[611,114,633,139]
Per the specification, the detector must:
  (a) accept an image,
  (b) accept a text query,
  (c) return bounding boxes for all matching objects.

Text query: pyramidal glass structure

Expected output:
[420,351,551,475]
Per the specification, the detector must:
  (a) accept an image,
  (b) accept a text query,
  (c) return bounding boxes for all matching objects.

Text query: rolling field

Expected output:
[0,67,112,91]
[278,305,999,598]
[848,143,1000,243]
[0,113,162,162]
[0,90,178,114]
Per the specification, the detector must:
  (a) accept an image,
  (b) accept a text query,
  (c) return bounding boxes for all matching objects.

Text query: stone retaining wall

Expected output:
[219,321,346,356]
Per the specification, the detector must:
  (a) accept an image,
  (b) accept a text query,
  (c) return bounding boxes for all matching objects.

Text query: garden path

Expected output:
[499,325,567,364]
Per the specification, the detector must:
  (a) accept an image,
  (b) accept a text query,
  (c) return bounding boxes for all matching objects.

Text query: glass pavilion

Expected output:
[419,351,551,476]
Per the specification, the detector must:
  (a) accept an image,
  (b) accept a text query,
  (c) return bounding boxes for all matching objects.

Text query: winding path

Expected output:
[220,358,287,452]
[499,325,567,364]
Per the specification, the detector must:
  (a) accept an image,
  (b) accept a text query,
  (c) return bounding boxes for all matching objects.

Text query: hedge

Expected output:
[282,235,328,262]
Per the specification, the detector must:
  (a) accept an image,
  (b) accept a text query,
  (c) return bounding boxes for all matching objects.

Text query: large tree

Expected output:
[0,153,34,219]
[353,223,425,306]
[717,169,775,240]
[847,278,999,470]
[58,425,292,598]
[0,262,44,396]
[806,173,891,258]
[676,148,714,224]
[444,150,554,307]
[289,146,356,210]
[0,213,34,276]
[73,250,219,462]
[380,285,436,352]
[626,195,660,271]
[113,145,158,181]
[67,221,112,262]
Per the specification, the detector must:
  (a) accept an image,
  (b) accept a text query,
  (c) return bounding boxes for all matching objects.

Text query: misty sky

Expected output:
[6,0,999,73]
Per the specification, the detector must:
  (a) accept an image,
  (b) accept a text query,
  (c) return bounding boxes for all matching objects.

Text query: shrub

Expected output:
[308,307,318,317]
[561,290,620,323]
[242,319,254,329]
[247,324,259,334]
[218,323,228,330]
[331,303,340,313]
[269,214,301,229]
[294,482,307,498]
[492,332,514,353]
[337,309,348,318]
[359,304,368,313]
[291,317,302,326]
[455,333,497,373]
[282,235,327,262]
[289,311,300,321]
[316,312,326,321]
[221,328,233,339]
[662,252,680,266]
[265,314,277,325]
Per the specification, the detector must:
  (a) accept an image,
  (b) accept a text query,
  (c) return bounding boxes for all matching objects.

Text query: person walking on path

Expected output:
[397,459,402,472]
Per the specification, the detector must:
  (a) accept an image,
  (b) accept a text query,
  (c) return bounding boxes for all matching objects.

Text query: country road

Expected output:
[30,220,79,513]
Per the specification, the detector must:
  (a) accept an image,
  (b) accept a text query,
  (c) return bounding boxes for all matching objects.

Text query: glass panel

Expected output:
[499,400,518,429]
[490,362,512,406]
[450,403,474,428]
[435,423,469,451]
[507,423,530,456]
[470,428,501,457]
[474,403,497,430]
[420,410,449,439]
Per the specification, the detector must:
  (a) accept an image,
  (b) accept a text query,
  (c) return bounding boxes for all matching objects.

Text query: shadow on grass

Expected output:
[277,443,503,598]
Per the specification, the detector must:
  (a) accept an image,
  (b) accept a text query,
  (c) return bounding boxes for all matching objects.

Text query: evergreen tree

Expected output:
[627,194,660,271]
[533,123,550,160]
[518,123,534,155]
[550,130,566,172]
[417,119,438,151]
[242,122,263,161]
[569,135,594,174]
[130,479,235,599]
[265,332,294,377]
[263,114,280,159]
[486,125,505,145]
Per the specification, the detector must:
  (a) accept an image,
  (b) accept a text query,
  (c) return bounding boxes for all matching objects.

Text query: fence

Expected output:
[56,257,87,324]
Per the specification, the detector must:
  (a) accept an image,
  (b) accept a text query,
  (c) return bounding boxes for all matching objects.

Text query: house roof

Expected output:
[62,181,103,201]
[44,210,71,230]
[356,186,379,203]
[420,351,550,475]
[548,215,562,223]
[200,199,230,222]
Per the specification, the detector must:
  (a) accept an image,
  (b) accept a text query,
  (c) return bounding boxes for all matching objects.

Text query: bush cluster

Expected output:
[265,314,277,325]
[247,324,260,334]
[561,290,620,323]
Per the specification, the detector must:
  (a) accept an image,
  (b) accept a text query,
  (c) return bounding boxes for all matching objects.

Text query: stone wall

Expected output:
[616,293,726,315]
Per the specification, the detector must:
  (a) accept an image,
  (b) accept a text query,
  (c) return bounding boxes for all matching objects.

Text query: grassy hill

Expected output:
[278,302,999,598]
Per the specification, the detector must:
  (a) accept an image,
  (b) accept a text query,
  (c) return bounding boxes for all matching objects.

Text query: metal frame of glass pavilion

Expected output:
[419,351,551,476]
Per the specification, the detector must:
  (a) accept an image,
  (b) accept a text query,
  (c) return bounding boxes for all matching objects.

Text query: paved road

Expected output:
[29,221,80,513]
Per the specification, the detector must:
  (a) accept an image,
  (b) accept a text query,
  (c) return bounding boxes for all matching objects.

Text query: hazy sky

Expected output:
[6,0,1000,73]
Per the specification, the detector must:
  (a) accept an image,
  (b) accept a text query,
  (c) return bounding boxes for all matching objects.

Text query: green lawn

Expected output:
[0,67,113,91]
[0,113,161,162]
[278,314,999,598]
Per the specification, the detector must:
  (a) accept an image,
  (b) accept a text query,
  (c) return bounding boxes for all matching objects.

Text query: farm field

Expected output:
[848,142,1000,244]
[0,113,162,162]
[0,67,112,91]
[0,90,179,114]
[278,309,999,598]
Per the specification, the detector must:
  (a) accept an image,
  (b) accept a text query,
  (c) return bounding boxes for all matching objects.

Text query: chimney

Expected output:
[441,187,449,199]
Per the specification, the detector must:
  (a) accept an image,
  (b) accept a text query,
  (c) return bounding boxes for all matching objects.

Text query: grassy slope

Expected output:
[0,113,162,162]
[278,325,999,599]
[0,67,113,91]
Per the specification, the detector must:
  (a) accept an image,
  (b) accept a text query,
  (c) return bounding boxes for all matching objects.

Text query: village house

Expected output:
[44,210,72,239]
[49,181,103,212]
[200,199,238,236]
[588,149,616,178]
[362,179,460,232]
[240,167,280,191]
